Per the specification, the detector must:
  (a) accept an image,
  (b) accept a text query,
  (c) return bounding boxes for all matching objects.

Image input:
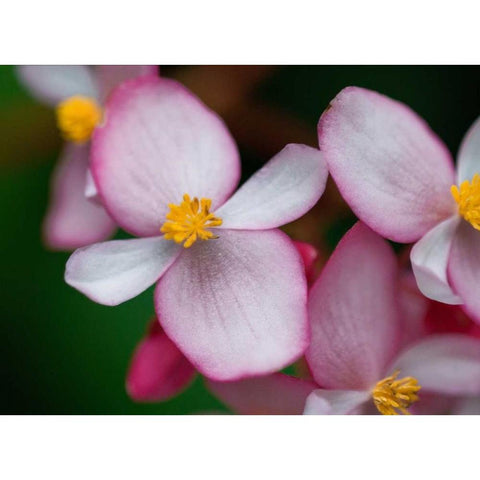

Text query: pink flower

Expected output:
[17,66,157,250]
[64,76,328,381]
[318,87,480,322]
[126,320,196,402]
[209,223,480,414]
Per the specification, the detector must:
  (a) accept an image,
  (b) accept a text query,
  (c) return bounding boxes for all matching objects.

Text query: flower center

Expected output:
[451,174,480,231]
[372,370,421,415]
[161,194,222,248]
[55,95,102,143]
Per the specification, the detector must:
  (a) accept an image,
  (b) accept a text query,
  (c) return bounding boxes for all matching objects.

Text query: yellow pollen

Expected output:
[372,370,421,415]
[161,194,222,248]
[55,95,102,143]
[451,173,480,231]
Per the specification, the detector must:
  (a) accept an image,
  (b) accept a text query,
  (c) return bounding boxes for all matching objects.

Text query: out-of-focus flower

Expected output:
[303,222,480,414]
[126,241,320,404]
[318,87,480,322]
[17,65,157,250]
[64,76,328,381]
[126,320,196,402]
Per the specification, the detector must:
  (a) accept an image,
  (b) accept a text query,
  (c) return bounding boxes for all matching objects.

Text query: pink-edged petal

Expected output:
[126,320,196,402]
[92,76,240,237]
[451,397,480,414]
[305,222,401,390]
[293,240,319,286]
[216,144,327,230]
[65,236,181,306]
[303,389,370,415]
[43,143,116,250]
[319,87,456,243]
[17,65,98,106]
[411,217,463,305]
[207,373,317,415]
[457,116,480,183]
[155,229,308,381]
[95,65,158,102]
[448,221,480,323]
[392,334,480,396]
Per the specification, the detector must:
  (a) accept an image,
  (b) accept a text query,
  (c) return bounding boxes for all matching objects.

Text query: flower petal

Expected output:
[17,65,98,106]
[84,167,99,201]
[411,216,463,305]
[155,229,308,381]
[216,144,327,230]
[457,116,480,183]
[207,373,317,415]
[305,222,401,390]
[95,65,157,102]
[452,397,480,414]
[126,320,196,402]
[91,76,240,237]
[318,87,456,242]
[448,221,480,323]
[43,143,116,250]
[65,236,181,306]
[293,240,319,286]
[392,334,480,396]
[303,389,370,415]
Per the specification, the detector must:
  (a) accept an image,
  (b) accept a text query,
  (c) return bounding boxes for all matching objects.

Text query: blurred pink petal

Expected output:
[216,144,327,230]
[207,373,316,414]
[17,65,98,106]
[293,240,319,285]
[155,229,308,381]
[303,389,370,415]
[92,76,241,237]
[95,65,157,102]
[319,86,456,243]
[126,321,196,402]
[306,222,401,390]
[43,143,116,250]
[456,115,480,183]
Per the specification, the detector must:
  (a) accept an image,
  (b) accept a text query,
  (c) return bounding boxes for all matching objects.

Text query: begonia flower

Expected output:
[303,222,480,414]
[318,87,480,322]
[17,65,157,249]
[126,319,196,402]
[64,76,328,381]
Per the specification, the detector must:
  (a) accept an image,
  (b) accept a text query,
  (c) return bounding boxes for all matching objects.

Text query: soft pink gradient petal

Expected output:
[392,334,480,396]
[207,374,317,415]
[95,65,157,102]
[65,236,181,306]
[43,143,116,250]
[216,144,327,230]
[84,168,99,201]
[92,76,240,237]
[303,389,370,415]
[452,397,480,414]
[126,320,196,402]
[155,229,308,381]
[305,222,401,390]
[411,216,463,305]
[318,87,456,243]
[293,240,319,286]
[448,221,480,323]
[457,116,480,183]
[17,65,98,106]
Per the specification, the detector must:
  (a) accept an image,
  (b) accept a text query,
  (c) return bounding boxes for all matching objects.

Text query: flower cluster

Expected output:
[19,68,480,414]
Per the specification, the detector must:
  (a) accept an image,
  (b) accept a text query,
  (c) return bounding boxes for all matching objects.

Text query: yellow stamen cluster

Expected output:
[451,173,480,231]
[161,194,222,248]
[55,95,102,144]
[372,370,421,415]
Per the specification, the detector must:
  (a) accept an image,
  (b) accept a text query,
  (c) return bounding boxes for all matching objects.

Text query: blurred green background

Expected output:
[1,65,479,414]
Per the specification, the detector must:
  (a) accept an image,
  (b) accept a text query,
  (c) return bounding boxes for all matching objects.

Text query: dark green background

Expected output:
[1,65,479,413]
